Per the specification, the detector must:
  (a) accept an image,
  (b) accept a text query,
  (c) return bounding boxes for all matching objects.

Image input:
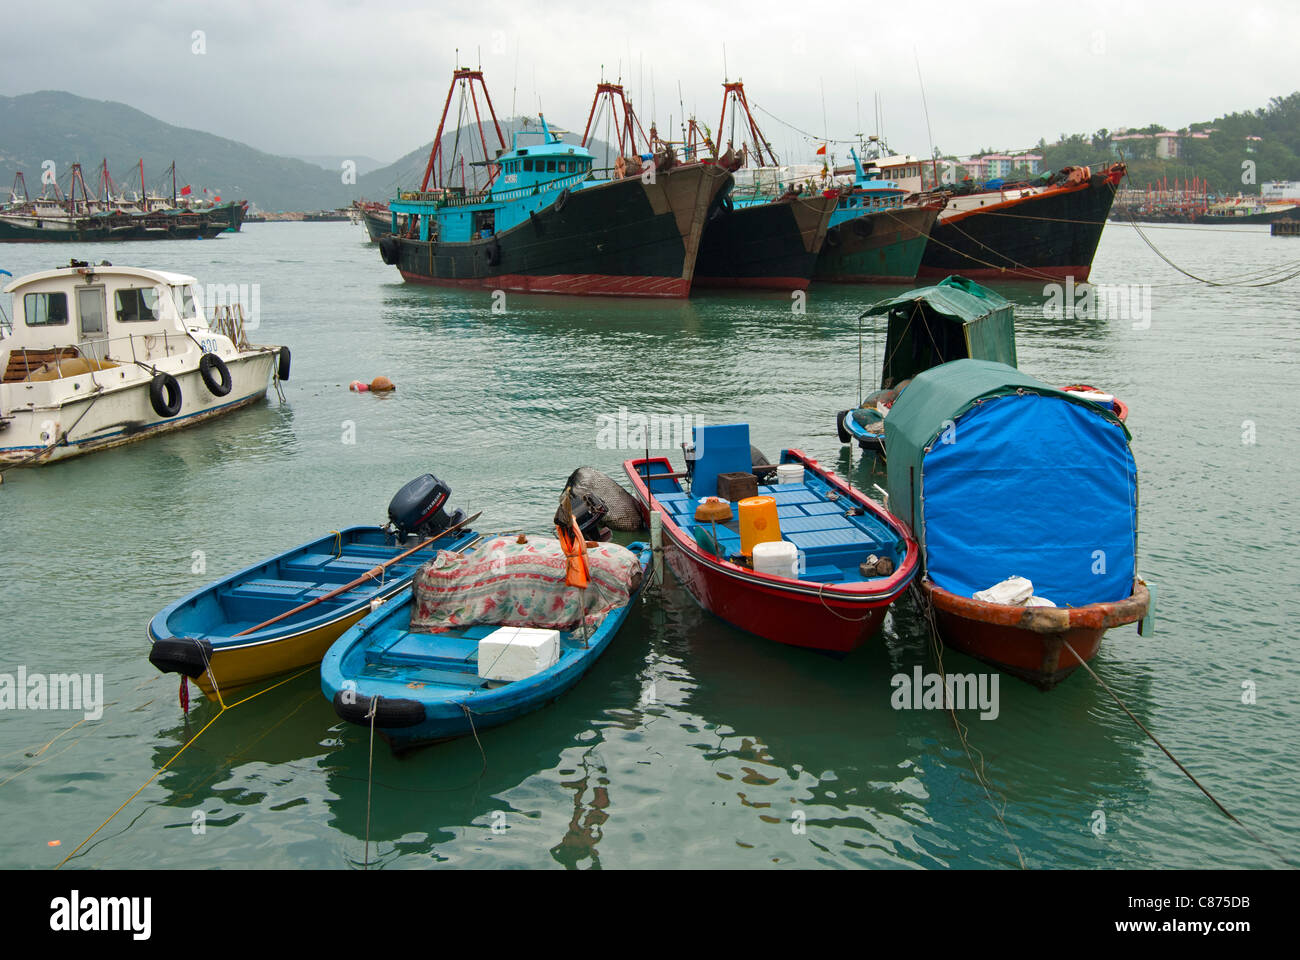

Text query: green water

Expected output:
[1,222,1296,869]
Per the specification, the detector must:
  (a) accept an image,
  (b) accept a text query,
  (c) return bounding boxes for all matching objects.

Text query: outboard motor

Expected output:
[388,474,465,543]
[556,488,611,543]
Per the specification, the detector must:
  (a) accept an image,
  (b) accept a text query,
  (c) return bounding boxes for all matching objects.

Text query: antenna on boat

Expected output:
[914,47,939,188]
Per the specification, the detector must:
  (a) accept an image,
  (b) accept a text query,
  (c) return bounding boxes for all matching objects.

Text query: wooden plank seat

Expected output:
[3,347,81,383]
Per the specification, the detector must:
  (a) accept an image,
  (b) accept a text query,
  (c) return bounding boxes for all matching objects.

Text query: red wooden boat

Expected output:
[885,359,1150,689]
[921,579,1150,689]
[624,423,917,654]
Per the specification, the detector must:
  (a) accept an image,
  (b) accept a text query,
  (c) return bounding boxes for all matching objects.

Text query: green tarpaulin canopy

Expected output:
[862,275,1017,389]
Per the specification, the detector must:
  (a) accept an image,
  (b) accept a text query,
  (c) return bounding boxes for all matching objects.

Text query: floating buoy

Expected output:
[369,376,395,392]
[349,380,370,392]
[47,840,60,847]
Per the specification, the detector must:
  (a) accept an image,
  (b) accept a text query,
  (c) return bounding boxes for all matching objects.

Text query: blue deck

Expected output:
[151,526,481,645]
[321,543,653,748]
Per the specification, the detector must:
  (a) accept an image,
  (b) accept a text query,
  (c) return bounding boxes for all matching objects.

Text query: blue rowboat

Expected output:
[147,523,482,701]
[321,542,651,752]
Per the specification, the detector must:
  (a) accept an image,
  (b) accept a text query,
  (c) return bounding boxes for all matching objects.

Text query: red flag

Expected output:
[213,196,221,202]
[180,184,191,196]
[816,143,827,155]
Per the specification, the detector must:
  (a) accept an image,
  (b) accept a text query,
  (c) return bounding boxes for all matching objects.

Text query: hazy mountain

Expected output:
[0,90,355,211]
[294,154,388,177]
[1,90,628,211]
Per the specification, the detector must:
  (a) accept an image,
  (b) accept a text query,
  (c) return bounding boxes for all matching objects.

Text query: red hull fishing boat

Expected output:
[884,359,1150,689]
[624,423,917,654]
[918,163,1127,282]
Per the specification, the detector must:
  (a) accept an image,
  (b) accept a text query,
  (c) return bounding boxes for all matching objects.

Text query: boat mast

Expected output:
[717,81,779,167]
[419,67,507,192]
[581,82,650,157]
[140,158,146,209]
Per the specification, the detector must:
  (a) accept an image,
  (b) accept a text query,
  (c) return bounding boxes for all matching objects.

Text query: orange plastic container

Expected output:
[738,496,782,555]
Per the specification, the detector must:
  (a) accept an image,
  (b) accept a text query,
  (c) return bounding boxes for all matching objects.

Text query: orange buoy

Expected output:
[370,376,395,392]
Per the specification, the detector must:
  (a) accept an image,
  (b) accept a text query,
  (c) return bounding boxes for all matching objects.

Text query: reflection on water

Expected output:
[1,223,1296,869]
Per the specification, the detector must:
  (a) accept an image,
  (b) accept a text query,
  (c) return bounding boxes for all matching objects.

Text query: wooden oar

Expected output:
[232,511,482,637]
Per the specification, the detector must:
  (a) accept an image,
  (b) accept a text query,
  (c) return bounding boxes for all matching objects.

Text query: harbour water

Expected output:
[1,221,1296,869]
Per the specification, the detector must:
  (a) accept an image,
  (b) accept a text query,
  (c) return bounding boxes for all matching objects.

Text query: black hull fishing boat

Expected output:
[692,190,837,290]
[919,163,1125,282]
[380,69,729,298]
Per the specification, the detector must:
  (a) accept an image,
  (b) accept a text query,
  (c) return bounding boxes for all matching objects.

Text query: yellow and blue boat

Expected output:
[147,474,479,700]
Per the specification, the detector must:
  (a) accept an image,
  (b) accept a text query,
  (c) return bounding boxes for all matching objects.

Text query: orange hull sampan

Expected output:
[884,359,1152,689]
[922,578,1150,689]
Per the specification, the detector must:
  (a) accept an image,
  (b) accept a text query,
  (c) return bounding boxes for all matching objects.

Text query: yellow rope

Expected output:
[54,665,316,869]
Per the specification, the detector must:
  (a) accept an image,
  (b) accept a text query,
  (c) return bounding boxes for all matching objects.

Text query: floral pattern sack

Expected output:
[409,535,642,634]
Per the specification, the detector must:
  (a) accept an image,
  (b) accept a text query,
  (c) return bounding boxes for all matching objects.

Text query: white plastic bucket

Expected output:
[752,540,799,578]
[775,463,804,485]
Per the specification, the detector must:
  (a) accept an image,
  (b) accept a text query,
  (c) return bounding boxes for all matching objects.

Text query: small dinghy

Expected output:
[321,526,651,752]
[624,422,917,654]
[884,359,1150,689]
[147,474,478,701]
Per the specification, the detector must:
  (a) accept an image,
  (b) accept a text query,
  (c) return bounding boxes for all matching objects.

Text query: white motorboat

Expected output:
[0,260,289,466]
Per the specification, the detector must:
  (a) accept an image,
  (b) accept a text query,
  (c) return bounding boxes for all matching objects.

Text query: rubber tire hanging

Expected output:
[277,346,291,381]
[149,373,182,418]
[198,353,232,397]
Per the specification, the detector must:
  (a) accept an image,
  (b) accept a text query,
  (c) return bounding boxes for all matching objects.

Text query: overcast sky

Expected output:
[3,0,1296,166]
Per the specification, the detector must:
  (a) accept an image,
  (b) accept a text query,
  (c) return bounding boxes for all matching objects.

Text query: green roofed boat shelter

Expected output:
[862,275,1017,390]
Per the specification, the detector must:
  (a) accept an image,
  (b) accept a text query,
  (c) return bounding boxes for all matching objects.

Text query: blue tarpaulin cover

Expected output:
[923,394,1136,606]
[885,360,1137,608]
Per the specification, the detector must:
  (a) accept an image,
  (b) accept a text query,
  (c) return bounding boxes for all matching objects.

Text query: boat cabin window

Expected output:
[523,159,534,172]
[174,285,198,319]
[546,161,556,173]
[114,287,160,323]
[23,292,69,326]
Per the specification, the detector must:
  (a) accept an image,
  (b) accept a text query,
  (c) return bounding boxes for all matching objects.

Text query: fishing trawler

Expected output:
[378,69,730,298]
[0,162,245,242]
[1,261,288,466]
[814,148,940,284]
[918,163,1126,281]
[689,82,838,291]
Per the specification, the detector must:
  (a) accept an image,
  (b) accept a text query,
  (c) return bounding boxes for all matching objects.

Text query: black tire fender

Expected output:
[198,352,232,397]
[332,691,425,729]
[149,372,182,418]
[825,225,842,247]
[836,410,852,444]
[851,216,874,238]
[378,235,401,265]
[277,346,291,382]
[484,238,501,266]
[554,188,570,213]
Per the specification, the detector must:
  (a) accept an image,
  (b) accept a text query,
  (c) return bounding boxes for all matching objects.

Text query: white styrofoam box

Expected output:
[776,463,805,485]
[477,626,561,682]
[753,540,799,578]
[973,576,1033,605]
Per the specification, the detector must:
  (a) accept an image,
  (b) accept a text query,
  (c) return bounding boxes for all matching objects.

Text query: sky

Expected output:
[2,0,1297,167]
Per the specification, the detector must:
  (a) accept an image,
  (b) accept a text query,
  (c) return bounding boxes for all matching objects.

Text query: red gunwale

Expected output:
[623,448,918,653]
[922,578,1150,689]
[1061,383,1129,423]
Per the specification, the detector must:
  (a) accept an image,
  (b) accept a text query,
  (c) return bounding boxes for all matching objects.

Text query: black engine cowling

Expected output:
[388,474,465,543]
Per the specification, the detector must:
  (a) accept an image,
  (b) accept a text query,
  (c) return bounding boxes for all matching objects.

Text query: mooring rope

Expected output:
[364,695,378,870]
[1061,639,1295,867]
[917,586,1027,869]
[54,665,316,869]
